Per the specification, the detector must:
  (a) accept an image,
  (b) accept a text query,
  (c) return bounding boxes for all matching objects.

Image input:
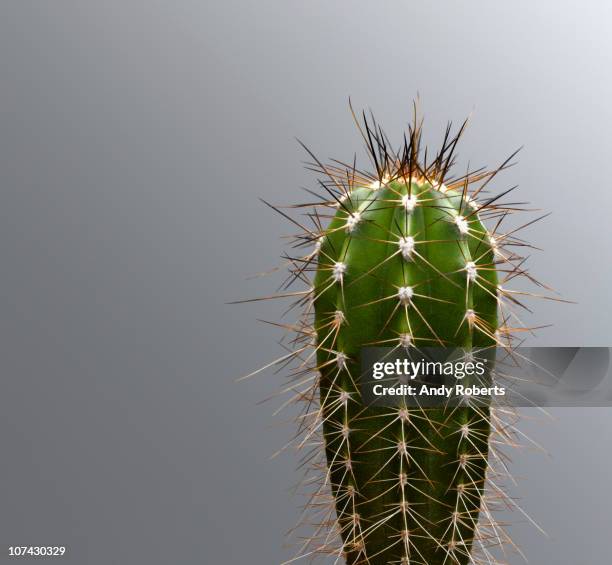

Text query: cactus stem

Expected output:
[240,104,560,565]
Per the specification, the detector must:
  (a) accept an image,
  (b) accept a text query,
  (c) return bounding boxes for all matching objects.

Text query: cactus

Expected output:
[313,154,498,564]
[241,105,548,564]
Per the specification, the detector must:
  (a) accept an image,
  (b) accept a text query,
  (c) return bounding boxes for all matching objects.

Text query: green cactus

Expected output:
[243,106,540,564]
[313,172,498,564]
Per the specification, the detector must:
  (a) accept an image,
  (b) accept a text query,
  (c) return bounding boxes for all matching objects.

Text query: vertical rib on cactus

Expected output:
[238,104,551,565]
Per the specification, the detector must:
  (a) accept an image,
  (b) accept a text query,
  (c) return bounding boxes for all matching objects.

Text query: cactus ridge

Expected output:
[241,106,552,565]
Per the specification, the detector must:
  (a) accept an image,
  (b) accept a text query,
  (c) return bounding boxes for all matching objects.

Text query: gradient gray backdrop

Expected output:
[0,2,610,564]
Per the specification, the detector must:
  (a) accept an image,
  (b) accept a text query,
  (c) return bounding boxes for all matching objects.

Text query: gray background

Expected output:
[0,1,610,564]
